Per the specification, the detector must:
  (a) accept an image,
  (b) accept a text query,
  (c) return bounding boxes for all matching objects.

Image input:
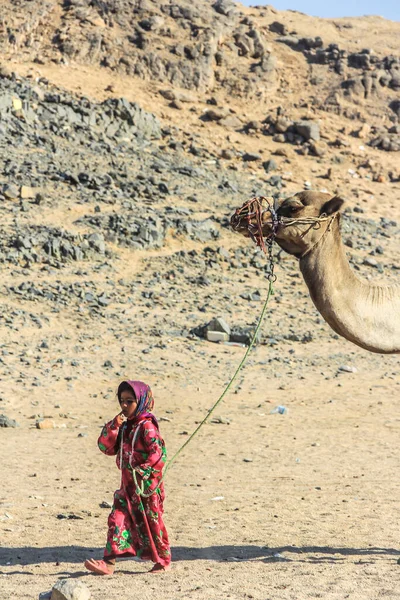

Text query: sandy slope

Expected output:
[0,254,399,599]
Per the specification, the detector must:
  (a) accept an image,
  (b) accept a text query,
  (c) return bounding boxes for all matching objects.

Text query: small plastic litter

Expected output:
[270,405,288,415]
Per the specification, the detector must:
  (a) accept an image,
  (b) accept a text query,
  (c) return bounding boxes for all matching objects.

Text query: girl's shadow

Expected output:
[1,544,399,570]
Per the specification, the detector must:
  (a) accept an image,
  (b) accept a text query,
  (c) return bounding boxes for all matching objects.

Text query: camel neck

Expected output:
[299,219,400,354]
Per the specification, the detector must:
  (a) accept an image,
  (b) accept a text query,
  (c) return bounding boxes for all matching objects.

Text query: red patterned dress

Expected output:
[98,415,171,566]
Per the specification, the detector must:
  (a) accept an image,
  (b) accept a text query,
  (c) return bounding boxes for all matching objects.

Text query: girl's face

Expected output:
[119,389,138,420]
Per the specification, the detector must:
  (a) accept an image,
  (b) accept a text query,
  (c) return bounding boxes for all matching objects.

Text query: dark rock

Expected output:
[97,294,111,307]
[230,327,259,346]
[176,218,220,242]
[348,52,371,69]
[0,414,19,427]
[206,316,230,335]
[294,120,320,141]
[262,159,277,173]
[276,36,300,48]
[363,257,379,268]
[242,152,262,162]
[57,512,84,520]
[220,148,235,159]
[212,0,237,16]
[268,175,282,187]
[269,22,288,35]
[2,184,19,199]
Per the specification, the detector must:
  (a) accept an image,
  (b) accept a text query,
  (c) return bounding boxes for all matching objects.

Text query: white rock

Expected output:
[51,579,91,600]
[206,331,229,343]
[338,365,357,374]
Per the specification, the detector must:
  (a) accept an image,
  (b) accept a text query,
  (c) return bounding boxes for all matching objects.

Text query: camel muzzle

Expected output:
[230,196,280,253]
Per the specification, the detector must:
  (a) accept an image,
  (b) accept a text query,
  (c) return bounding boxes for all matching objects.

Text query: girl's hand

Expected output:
[114,412,126,428]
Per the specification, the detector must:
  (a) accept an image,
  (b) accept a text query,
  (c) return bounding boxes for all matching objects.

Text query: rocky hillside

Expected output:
[1,1,400,176]
[0,0,399,422]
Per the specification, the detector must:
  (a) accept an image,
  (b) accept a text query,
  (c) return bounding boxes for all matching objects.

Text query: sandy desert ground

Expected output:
[0,235,399,600]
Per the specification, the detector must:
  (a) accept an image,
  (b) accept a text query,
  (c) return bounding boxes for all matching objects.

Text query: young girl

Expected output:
[84,380,171,574]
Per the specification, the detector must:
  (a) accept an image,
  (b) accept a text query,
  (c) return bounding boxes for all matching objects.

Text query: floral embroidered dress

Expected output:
[98,382,171,566]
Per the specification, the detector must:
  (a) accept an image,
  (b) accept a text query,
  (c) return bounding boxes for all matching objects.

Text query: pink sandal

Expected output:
[84,558,115,575]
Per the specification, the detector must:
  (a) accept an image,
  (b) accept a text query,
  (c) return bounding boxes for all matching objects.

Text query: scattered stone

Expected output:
[203,108,229,121]
[36,419,55,429]
[230,328,258,345]
[220,148,235,159]
[242,152,262,162]
[295,120,320,141]
[170,99,183,110]
[262,159,277,173]
[2,184,19,200]
[356,123,371,139]
[338,365,358,374]
[206,330,229,343]
[219,115,242,128]
[20,186,37,199]
[12,97,22,112]
[213,0,237,17]
[206,317,231,336]
[363,257,379,268]
[51,578,91,600]
[269,21,288,35]
[309,141,327,157]
[210,416,231,424]
[0,414,19,428]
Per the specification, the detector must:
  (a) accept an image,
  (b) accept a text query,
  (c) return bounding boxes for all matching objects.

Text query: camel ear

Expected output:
[321,196,345,216]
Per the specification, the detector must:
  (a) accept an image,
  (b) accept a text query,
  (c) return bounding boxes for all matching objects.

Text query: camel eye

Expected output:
[289,202,303,213]
[278,200,303,218]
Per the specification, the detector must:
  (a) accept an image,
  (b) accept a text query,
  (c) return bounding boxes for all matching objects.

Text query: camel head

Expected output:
[231,191,345,258]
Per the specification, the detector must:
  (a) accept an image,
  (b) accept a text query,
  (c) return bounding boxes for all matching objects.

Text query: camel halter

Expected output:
[297,213,337,259]
[230,195,337,259]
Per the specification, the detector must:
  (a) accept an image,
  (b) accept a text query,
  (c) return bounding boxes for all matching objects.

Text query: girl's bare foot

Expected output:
[84,558,115,575]
[149,563,171,573]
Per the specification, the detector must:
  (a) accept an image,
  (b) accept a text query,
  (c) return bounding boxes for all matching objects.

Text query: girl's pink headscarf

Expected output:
[120,380,158,427]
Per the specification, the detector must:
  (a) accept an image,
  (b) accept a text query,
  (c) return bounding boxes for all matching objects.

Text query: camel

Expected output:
[231,191,400,354]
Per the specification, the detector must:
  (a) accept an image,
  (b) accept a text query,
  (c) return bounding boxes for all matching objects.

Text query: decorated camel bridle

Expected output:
[230,195,337,261]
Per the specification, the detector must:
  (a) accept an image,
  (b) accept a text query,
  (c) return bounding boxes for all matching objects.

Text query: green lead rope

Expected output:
[133,278,275,498]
